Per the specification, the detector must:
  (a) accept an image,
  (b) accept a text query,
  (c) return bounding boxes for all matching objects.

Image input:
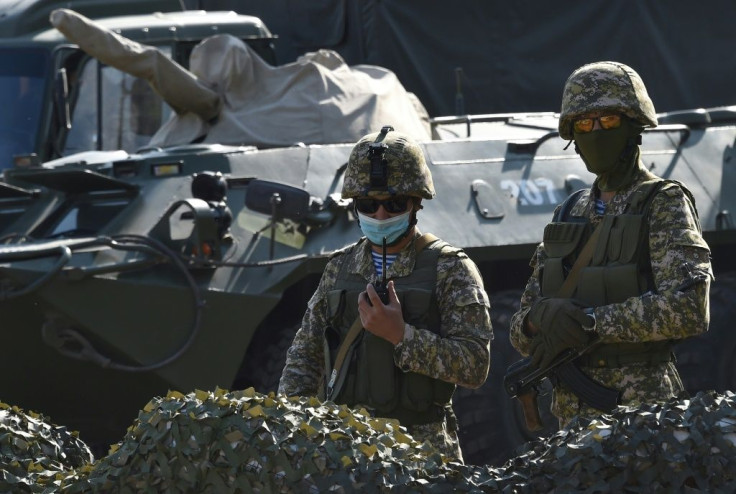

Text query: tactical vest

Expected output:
[541,179,689,367]
[325,237,455,425]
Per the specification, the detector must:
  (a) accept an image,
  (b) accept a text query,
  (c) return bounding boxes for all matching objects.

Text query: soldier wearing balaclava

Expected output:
[509,62,713,428]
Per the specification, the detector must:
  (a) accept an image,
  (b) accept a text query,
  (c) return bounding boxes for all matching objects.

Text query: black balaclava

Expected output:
[574,117,643,192]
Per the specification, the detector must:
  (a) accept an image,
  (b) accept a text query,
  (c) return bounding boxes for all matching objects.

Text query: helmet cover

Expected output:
[342,126,435,199]
[559,61,657,140]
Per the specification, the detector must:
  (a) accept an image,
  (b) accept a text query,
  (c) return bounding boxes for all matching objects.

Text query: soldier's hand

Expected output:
[527,298,592,369]
[358,281,405,345]
[527,298,590,336]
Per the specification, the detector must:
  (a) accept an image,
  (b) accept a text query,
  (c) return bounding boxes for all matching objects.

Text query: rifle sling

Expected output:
[556,221,602,298]
[551,220,610,409]
[326,232,439,400]
[326,316,362,399]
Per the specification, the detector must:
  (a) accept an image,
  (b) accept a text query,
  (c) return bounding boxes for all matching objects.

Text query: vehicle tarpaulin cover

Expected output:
[149,35,431,147]
[51,8,431,148]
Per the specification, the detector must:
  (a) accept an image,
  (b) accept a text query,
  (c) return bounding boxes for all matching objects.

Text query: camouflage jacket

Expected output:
[278,230,492,460]
[510,163,712,427]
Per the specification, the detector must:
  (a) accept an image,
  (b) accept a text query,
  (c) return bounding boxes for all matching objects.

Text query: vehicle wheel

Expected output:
[675,271,736,394]
[233,322,300,394]
[454,289,558,467]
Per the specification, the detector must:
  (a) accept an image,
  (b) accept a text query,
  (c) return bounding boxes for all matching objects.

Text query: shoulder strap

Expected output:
[325,232,440,400]
[639,179,702,233]
[625,178,664,213]
[556,221,602,298]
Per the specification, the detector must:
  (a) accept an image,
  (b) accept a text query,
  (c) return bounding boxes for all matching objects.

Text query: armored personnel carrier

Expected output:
[0,6,735,467]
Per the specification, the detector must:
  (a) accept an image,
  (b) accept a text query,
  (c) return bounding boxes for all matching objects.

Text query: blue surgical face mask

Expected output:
[357,210,411,245]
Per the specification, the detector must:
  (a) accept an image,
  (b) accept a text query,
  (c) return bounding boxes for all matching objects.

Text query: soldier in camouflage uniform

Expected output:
[279,126,492,462]
[510,61,713,428]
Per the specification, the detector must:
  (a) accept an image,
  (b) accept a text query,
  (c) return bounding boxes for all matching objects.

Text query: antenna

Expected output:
[376,236,389,304]
[455,67,465,115]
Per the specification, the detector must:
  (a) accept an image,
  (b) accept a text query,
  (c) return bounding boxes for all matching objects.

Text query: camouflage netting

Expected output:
[0,401,93,492]
[3,389,736,492]
[500,390,736,492]
[57,388,502,493]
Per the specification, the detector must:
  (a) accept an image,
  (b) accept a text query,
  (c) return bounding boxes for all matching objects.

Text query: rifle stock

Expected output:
[517,386,543,432]
[504,340,620,431]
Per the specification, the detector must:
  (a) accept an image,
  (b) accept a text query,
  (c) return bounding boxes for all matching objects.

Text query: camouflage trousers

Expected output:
[407,420,463,463]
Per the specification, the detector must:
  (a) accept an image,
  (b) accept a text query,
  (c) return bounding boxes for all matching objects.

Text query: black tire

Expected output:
[454,290,558,467]
[234,322,300,394]
[675,271,736,394]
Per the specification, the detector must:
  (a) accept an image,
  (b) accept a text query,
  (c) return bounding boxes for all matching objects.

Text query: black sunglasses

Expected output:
[354,196,411,214]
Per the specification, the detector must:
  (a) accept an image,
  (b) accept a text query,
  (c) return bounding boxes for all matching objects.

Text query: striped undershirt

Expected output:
[595,198,606,215]
[371,251,397,278]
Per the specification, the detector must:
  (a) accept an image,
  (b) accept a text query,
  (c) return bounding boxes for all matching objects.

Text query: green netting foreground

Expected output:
[2,388,735,493]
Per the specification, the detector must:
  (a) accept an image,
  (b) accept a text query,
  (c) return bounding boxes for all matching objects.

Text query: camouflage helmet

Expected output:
[342,126,435,199]
[558,61,658,140]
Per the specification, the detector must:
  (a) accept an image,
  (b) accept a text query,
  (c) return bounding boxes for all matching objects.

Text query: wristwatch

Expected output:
[583,307,596,332]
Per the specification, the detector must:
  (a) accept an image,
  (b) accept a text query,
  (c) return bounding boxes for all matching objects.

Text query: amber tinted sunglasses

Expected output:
[573,114,622,134]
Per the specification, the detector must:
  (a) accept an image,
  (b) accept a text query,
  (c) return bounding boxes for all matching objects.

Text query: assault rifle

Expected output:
[503,339,620,431]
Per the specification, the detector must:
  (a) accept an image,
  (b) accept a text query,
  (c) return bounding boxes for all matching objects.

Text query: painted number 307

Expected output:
[500,178,559,206]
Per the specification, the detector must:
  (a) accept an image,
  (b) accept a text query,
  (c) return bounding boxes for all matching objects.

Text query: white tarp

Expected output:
[50,9,431,148]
